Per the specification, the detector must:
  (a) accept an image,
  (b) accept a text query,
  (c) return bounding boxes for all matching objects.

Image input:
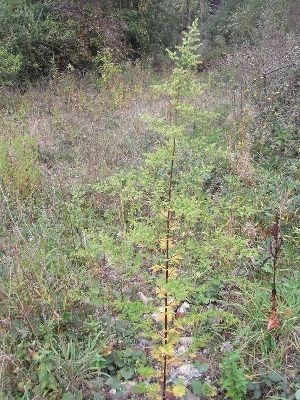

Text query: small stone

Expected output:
[176,302,191,318]
[151,313,159,323]
[180,336,193,346]
[137,291,148,305]
[220,341,233,352]
[177,345,189,355]
[108,385,134,400]
[294,327,300,338]
[172,363,201,384]
[137,338,150,349]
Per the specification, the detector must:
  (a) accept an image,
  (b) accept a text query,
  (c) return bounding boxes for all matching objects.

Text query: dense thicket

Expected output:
[0,0,297,84]
[0,0,180,84]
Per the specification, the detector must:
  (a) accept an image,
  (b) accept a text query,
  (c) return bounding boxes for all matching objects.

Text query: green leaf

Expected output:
[194,361,209,373]
[62,393,75,400]
[106,377,122,391]
[261,263,273,273]
[90,354,106,370]
[120,366,135,380]
[62,311,72,321]
[267,372,283,382]
[254,389,262,399]
[295,388,300,400]
[263,378,272,387]
[93,394,105,400]
[133,382,148,395]
[62,392,83,400]
[137,365,155,378]
[114,356,125,368]
[191,379,203,395]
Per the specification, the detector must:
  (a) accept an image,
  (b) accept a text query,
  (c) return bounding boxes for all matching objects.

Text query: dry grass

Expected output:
[0,66,167,190]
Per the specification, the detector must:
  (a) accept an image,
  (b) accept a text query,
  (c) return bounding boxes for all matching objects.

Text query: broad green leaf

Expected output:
[106,376,122,391]
[191,379,203,395]
[120,366,135,380]
[194,361,209,373]
[267,372,283,382]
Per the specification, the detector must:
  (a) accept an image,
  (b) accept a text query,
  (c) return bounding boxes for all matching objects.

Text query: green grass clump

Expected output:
[0,134,40,197]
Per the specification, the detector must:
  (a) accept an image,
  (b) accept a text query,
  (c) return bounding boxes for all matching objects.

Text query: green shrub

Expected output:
[220,351,248,399]
[0,46,22,86]
[0,0,75,81]
[0,0,124,82]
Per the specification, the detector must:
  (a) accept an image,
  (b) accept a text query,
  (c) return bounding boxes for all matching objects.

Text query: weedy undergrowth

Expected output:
[93,48,149,108]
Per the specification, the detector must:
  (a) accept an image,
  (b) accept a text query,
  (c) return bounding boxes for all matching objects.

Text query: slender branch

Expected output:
[251,63,295,84]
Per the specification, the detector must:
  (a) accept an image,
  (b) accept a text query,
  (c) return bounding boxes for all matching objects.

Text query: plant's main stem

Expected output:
[268,214,283,331]
[271,215,280,309]
[162,137,176,400]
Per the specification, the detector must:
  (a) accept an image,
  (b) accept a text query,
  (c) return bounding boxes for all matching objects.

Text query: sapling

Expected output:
[145,19,202,399]
[95,20,203,399]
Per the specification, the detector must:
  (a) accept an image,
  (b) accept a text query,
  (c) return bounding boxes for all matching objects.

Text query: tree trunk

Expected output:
[186,0,191,27]
[199,0,205,22]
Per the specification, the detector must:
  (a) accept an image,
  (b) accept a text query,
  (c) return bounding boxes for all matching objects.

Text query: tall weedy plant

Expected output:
[143,20,202,399]
[95,20,205,399]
